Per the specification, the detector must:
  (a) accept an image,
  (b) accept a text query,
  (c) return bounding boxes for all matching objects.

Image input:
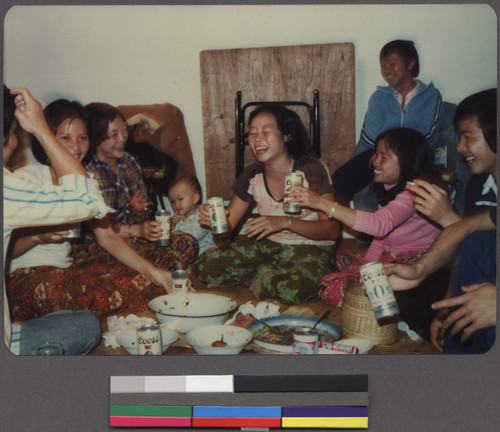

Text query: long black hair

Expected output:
[247,105,309,158]
[373,128,437,206]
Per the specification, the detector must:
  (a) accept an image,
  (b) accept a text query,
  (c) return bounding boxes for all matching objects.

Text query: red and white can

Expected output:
[283,172,303,215]
[136,324,162,355]
[172,270,189,294]
[292,329,319,354]
[207,197,228,234]
[360,261,400,321]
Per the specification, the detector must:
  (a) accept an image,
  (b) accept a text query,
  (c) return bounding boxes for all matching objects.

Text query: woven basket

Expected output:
[341,282,398,345]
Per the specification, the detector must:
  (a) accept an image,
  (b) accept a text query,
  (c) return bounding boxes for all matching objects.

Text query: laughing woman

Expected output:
[7,99,197,321]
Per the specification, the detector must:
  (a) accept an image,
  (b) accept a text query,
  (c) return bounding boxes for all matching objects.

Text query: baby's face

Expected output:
[169,182,199,217]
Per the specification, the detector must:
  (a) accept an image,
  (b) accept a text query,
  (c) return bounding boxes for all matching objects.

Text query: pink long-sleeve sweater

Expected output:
[352,188,441,262]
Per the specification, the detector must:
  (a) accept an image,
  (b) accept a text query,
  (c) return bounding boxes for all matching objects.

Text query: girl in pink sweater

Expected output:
[288,127,444,306]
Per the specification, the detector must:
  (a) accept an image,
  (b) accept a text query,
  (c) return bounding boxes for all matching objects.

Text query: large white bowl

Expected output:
[116,325,178,355]
[185,325,253,355]
[148,293,238,333]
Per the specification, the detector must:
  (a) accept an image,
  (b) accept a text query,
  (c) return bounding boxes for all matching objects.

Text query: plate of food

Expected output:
[246,316,341,353]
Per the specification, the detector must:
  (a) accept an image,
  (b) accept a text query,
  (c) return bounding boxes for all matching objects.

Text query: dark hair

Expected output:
[373,128,435,206]
[380,40,420,77]
[3,85,17,145]
[247,105,309,158]
[84,102,127,158]
[168,175,203,205]
[453,88,497,154]
[31,99,87,165]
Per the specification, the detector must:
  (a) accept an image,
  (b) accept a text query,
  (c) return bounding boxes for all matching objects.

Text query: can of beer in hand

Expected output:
[136,323,162,355]
[292,329,319,354]
[172,270,189,294]
[283,172,303,215]
[360,261,400,321]
[155,210,171,246]
[206,197,228,234]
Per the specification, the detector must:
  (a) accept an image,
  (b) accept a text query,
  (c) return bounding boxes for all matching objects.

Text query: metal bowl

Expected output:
[148,293,238,333]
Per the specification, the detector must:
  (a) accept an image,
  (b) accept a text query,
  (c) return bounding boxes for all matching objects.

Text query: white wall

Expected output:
[4,4,497,196]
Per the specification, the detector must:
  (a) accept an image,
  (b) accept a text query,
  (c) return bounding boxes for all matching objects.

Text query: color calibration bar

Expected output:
[110,375,369,429]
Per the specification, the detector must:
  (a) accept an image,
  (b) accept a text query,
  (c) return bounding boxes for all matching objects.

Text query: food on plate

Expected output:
[211,335,228,347]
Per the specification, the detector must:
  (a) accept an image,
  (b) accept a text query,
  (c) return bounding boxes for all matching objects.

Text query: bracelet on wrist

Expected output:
[287,216,293,231]
[327,202,338,220]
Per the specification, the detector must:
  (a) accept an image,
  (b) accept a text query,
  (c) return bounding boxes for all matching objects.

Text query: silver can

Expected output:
[360,261,400,321]
[206,197,228,234]
[155,210,171,246]
[172,270,189,294]
[283,172,303,215]
[136,323,162,355]
[292,329,319,354]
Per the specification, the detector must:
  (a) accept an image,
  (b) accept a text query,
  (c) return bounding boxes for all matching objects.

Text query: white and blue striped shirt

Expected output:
[3,167,113,353]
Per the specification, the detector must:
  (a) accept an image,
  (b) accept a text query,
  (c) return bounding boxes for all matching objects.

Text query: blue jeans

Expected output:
[443,231,496,354]
[19,310,101,355]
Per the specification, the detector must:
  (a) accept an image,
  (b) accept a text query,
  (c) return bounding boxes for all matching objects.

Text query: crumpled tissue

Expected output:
[224,301,280,325]
[103,314,176,349]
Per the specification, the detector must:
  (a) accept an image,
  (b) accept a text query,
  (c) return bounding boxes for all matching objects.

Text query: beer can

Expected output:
[206,197,228,234]
[155,210,171,246]
[136,323,162,355]
[283,172,303,215]
[292,329,319,354]
[360,261,400,321]
[172,270,189,294]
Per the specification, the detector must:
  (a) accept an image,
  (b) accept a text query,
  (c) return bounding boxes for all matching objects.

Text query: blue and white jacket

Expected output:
[359,80,442,149]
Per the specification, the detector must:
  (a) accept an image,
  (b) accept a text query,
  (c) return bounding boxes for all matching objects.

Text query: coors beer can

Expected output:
[207,197,228,234]
[360,261,400,321]
[136,323,162,355]
[172,270,189,294]
[155,210,171,246]
[292,329,319,354]
[283,172,303,215]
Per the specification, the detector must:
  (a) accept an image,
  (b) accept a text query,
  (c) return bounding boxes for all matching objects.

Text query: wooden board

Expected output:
[200,43,355,199]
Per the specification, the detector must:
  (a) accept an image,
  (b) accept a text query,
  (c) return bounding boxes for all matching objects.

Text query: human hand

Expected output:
[243,215,286,240]
[406,179,459,228]
[128,190,152,212]
[382,262,423,291]
[430,308,447,352]
[149,268,173,293]
[286,185,329,213]
[171,213,182,227]
[432,282,496,342]
[38,230,73,244]
[10,88,49,136]
[198,203,212,228]
[138,220,164,242]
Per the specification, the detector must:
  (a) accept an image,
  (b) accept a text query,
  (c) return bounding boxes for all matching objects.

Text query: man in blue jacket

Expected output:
[332,40,442,209]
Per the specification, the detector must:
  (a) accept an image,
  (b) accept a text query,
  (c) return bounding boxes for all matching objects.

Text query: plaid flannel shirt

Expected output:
[85,152,149,228]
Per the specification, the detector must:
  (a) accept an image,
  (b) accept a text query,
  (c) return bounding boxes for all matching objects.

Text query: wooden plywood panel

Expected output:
[200,43,355,199]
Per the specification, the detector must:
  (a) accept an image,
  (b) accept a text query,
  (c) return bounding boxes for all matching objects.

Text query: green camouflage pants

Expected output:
[194,235,337,304]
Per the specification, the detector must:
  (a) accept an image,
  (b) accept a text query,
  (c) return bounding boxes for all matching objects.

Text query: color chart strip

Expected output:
[111,374,367,393]
[110,375,369,429]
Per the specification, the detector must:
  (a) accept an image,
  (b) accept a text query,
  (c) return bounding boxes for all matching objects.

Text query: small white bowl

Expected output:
[148,293,238,333]
[116,326,178,355]
[185,325,253,355]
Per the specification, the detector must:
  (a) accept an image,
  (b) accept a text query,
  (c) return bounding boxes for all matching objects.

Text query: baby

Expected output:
[168,175,216,256]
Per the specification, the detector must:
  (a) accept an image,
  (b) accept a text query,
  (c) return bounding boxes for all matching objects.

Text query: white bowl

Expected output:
[185,325,253,355]
[116,325,178,355]
[148,293,238,333]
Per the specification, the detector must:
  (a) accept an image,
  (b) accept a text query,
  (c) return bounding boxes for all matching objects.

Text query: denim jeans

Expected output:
[19,310,101,355]
[443,231,496,354]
